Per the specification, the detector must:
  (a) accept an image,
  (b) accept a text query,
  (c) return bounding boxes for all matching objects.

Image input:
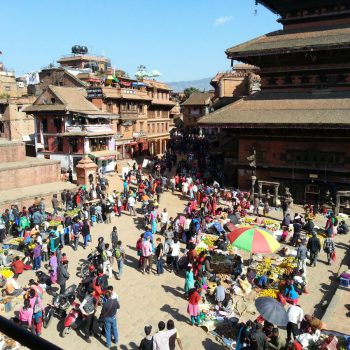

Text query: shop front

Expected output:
[88,150,118,173]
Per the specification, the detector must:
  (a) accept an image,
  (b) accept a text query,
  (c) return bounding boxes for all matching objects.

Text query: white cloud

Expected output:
[213,16,233,26]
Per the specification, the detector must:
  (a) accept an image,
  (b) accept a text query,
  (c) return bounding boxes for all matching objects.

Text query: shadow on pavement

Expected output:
[202,337,225,350]
[160,304,189,323]
[161,284,185,299]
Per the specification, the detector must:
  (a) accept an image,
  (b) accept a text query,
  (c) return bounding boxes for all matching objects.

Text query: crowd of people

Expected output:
[0,131,347,350]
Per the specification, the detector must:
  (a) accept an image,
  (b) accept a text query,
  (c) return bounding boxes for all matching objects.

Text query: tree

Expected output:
[183,86,200,98]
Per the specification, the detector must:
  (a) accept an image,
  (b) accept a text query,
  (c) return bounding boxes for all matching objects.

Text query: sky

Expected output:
[0,0,280,82]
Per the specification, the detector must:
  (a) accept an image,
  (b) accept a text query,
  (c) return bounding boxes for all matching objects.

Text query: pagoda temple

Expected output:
[199,0,350,202]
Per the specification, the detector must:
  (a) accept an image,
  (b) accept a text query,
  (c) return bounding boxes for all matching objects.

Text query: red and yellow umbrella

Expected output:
[227,226,280,253]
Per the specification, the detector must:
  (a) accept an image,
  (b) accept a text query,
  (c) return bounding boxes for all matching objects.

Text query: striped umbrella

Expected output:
[227,226,280,253]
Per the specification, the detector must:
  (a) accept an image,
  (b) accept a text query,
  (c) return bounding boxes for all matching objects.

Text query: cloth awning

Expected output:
[88,150,118,160]
[119,79,132,87]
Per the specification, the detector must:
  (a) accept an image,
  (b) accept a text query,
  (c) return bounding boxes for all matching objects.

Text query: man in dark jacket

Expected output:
[61,190,67,208]
[57,261,70,294]
[251,323,268,350]
[52,194,59,216]
[81,219,90,249]
[307,232,321,267]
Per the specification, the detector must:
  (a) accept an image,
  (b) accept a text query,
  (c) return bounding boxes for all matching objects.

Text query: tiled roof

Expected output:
[226,26,350,57]
[143,79,172,91]
[25,86,111,115]
[181,92,214,106]
[198,91,350,127]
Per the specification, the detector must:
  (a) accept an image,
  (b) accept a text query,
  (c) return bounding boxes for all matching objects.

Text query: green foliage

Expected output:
[183,86,200,97]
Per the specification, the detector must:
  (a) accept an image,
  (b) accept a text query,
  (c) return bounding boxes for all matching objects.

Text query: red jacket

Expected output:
[188,291,201,305]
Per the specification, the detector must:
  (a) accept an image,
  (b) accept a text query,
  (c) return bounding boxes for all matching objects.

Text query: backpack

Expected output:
[114,247,122,260]
[101,250,108,262]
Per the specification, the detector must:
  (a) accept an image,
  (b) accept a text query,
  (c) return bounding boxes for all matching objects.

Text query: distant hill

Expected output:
[167,77,212,92]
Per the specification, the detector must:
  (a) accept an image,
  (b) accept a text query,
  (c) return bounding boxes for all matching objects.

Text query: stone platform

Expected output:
[0,181,76,212]
[322,249,350,335]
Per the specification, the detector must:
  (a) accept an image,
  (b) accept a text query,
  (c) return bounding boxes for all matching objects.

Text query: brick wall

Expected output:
[0,161,60,191]
[0,142,26,162]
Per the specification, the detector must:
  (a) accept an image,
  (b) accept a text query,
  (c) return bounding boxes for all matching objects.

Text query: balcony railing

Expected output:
[66,124,113,133]
[133,131,147,138]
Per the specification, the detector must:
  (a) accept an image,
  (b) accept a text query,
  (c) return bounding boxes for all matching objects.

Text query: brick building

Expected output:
[87,78,175,159]
[181,92,214,128]
[25,85,118,172]
[199,0,350,203]
[0,70,36,144]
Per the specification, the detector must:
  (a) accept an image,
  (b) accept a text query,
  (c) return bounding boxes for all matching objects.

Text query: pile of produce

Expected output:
[211,254,235,274]
[256,257,297,278]
[263,219,280,231]
[214,320,237,340]
[0,268,14,279]
[7,238,23,246]
[258,289,279,298]
[202,235,219,248]
[66,208,81,217]
[212,254,227,263]
[195,241,208,254]
[242,217,255,224]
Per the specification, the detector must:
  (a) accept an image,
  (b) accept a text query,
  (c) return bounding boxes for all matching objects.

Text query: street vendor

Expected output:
[257,271,272,289]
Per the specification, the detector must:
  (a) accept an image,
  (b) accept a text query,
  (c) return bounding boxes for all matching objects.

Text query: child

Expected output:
[61,253,68,266]
[280,227,289,243]
[41,239,48,262]
[138,325,153,350]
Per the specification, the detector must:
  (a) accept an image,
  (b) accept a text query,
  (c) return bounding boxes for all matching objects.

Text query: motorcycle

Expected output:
[43,284,77,328]
[80,252,102,278]
[61,301,83,337]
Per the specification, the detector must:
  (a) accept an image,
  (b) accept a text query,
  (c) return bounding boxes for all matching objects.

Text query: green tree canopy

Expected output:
[184,86,200,98]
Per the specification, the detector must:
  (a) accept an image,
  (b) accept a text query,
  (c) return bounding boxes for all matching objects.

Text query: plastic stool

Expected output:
[339,277,350,288]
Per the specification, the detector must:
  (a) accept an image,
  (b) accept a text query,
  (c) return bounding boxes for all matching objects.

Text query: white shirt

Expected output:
[171,242,180,257]
[160,211,168,224]
[184,218,192,231]
[153,329,177,350]
[287,305,304,324]
[128,197,136,206]
[192,184,198,193]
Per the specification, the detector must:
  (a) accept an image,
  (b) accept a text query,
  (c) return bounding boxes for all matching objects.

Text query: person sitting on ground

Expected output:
[214,280,226,306]
[10,256,31,275]
[337,220,349,235]
[284,279,299,303]
[255,214,264,225]
[247,267,256,285]
[232,256,244,281]
[257,271,272,289]
[3,274,23,296]
[302,314,325,332]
